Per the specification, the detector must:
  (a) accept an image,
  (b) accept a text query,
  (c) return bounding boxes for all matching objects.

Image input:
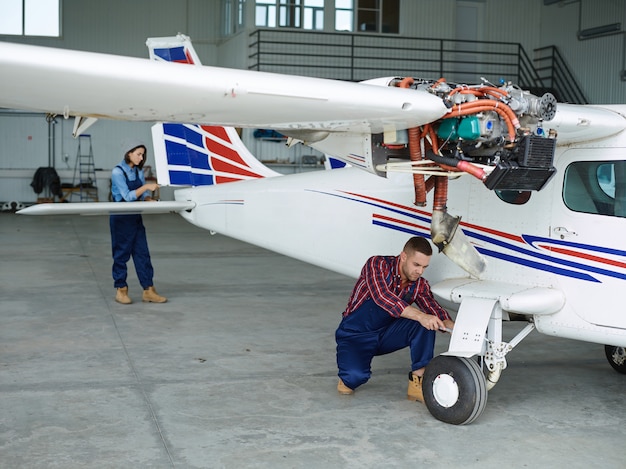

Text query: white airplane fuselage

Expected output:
[173,131,626,348]
[10,35,626,424]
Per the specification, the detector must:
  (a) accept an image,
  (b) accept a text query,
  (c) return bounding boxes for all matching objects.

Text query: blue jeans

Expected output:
[335,299,435,390]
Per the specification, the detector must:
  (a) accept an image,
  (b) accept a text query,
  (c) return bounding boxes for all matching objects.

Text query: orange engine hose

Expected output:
[398,77,427,206]
[408,126,427,206]
[398,76,415,88]
[423,124,439,154]
[449,103,517,141]
[453,99,519,128]
[425,175,436,193]
[433,176,448,211]
[450,86,509,99]
[457,160,487,181]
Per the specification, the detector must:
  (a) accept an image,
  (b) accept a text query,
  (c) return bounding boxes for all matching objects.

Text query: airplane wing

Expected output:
[0,41,448,134]
[431,277,565,316]
[3,39,626,181]
[18,201,195,216]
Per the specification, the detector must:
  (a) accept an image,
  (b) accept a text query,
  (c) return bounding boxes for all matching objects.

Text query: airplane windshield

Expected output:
[563,160,626,217]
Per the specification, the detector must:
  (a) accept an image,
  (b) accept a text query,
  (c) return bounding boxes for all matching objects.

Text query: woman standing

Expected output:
[110,139,167,304]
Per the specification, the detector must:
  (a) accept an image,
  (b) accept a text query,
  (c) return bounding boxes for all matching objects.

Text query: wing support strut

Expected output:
[72,116,99,138]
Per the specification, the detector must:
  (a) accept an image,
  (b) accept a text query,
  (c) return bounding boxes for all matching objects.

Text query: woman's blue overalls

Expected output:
[110,166,154,289]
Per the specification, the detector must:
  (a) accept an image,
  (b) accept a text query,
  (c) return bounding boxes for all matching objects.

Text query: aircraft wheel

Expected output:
[604,345,626,374]
[422,355,488,425]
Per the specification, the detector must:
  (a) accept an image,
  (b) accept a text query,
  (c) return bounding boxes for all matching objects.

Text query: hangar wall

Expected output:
[0,0,222,204]
[1,0,625,204]
[539,0,626,104]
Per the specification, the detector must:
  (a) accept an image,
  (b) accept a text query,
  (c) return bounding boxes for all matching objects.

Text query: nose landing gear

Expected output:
[422,355,488,425]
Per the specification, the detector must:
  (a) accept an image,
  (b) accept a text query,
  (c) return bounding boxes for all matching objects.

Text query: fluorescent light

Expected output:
[578,22,622,40]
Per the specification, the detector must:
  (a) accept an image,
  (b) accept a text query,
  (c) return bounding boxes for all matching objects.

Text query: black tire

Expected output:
[604,345,626,374]
[423,355,488,425]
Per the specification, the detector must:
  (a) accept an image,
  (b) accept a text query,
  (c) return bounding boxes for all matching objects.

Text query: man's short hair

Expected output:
[403,236,433,256]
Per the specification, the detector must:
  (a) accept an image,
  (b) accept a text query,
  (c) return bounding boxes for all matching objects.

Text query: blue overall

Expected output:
[335,298,436,391]
[110,166,154,289]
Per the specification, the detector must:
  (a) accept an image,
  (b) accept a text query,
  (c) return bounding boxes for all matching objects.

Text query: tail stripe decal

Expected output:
[155,124,280,186]
[153,46,195,64]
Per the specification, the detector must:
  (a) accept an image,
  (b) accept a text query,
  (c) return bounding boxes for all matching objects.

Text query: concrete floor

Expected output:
[0,212,624,469]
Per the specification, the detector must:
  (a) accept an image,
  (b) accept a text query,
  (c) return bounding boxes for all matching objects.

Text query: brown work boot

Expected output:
[115,287,132,304]
[407,372,424,403]
[142,286,167,303]
[337,379,354,395]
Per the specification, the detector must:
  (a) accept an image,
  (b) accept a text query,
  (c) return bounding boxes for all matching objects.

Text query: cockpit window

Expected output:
[563,161,626,217]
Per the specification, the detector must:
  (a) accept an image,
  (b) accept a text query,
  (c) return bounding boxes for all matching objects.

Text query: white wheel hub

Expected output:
[432,373,459,408]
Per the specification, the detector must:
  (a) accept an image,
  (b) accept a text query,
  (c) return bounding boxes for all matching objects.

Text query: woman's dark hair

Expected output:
[124,145,147,169]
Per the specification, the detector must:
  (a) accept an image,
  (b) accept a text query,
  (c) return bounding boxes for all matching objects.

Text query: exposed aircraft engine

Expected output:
[377,77,559,193]
[372,78,559,278]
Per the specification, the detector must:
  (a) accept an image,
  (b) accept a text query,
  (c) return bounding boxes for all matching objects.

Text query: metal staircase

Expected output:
[248,30,588,105]
[533,46,589,104]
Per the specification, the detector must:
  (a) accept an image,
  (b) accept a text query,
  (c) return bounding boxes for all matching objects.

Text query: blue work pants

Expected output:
[335,299,435,390]
[110,214,154,289]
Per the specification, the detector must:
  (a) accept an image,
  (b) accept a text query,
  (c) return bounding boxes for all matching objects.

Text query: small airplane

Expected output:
[4,34,626,425]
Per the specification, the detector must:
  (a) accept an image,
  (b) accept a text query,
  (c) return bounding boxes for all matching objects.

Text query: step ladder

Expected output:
[70,134,99,202]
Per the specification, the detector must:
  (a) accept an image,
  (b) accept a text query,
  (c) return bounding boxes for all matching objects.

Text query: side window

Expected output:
[335,0,353,31]
[223,0,245,36]
[357,0,399,33]
[256,0,324,30]
[563,161,626,217]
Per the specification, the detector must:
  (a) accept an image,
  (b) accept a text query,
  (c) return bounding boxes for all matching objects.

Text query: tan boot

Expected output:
[337,379,354,395]
[407,372,424,403]
[115,287,132,304]
[142,286,167,303]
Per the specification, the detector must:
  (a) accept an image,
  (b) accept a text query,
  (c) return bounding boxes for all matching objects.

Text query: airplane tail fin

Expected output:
[146,33,202,65]
[152,124,281,186]
[146,34,280,186]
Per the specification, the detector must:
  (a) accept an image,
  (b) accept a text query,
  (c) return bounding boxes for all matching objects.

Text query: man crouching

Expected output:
[335,236,454,402]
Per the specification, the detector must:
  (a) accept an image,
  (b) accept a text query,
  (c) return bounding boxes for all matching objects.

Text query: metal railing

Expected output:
[533,46,589,104]
[249,29,546,90]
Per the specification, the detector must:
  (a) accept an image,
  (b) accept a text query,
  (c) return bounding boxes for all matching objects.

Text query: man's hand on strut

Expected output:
[442,319,455,332]
[400,305,444,331]
[418,313,445,331]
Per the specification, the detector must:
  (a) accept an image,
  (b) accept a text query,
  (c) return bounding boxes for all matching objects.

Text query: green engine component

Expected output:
[457,115,481,140]
[437,118,459,140]
[437,116,481,141]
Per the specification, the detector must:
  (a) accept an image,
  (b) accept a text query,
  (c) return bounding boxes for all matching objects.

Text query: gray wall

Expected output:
[540,0,626,104]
